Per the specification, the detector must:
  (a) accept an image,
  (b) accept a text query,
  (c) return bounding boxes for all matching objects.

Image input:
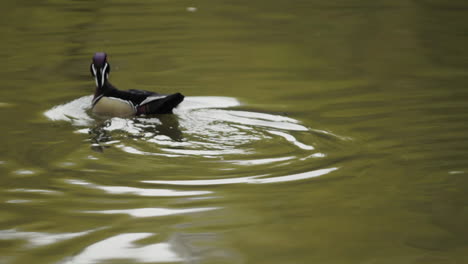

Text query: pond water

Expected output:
[1,0,468,263]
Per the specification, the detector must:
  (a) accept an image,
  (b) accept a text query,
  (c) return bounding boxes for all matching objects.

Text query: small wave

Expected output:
[83,207,218,218]
[142,167,338,186]
[66,179,212,197]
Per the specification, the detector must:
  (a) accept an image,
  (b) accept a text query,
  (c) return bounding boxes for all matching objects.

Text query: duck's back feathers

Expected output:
[136,92,184,115]
[127,89,157,97]
[104,88,158,106]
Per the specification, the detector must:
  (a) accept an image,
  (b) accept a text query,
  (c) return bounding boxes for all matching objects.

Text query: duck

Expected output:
[90,52,184,117]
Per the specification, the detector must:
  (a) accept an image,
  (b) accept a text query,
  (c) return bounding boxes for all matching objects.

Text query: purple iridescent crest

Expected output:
[93,52,107,67]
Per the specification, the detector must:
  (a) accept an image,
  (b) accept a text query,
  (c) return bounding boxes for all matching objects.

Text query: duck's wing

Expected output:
[136,93,185,115]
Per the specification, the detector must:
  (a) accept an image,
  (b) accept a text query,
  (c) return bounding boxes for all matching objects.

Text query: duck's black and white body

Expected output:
[90,52,184,117]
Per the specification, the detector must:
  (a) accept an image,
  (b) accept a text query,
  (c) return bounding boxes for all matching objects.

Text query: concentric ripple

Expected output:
[45,95,342,183]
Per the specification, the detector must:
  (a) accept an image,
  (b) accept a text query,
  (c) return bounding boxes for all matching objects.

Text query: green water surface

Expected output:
[1,0,468,263]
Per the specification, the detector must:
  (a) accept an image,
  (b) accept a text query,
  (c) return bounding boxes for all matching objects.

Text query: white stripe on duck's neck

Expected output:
[93,63,109,89]
[100,63,108,87]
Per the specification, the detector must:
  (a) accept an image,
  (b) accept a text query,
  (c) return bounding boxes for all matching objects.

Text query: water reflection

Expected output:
[12,169,37,176]
[62,233,182,264]
[84,207,218,218]
[0,229,96,247]
[41,95,340,264]
[143,167,338,186]
[267,130,314,150]
[221,156,296,166]
[3,0,467,262]
[9,188,61,195]
[67,179,211,197]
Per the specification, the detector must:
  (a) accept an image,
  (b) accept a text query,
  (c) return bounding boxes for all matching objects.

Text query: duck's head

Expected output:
[90,52,111,89]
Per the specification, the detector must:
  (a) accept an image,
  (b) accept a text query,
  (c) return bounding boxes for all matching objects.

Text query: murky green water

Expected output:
[1,0,468,263]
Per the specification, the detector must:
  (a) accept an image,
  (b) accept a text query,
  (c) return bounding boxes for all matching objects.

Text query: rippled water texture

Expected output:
[1,0,468,264]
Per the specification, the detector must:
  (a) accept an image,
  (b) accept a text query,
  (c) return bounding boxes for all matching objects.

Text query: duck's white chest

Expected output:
[92,97,135,117]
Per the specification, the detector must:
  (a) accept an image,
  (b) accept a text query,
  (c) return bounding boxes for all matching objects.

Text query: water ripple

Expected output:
[45,96,344,188]
[66,179,212,197]
[84,207,218,218]
[44,95,325,161]
[143,168,338,186]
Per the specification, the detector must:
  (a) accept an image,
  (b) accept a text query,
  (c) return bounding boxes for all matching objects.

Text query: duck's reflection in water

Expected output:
[88,114,183,153]
[88,121,112,153]
[148,114,183,141]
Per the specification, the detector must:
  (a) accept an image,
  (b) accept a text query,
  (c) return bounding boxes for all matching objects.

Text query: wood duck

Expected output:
[90,52,184,117]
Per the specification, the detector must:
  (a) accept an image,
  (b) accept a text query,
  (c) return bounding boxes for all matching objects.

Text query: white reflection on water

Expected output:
[143,168,337,186]
[0,229,95,247]
[13,169,37,175]
[147,175,267,186]
[223,156,296,166]
[67,179,211,197]
[6,200,30,204]
[267,130,314,150]
[301,153,327,160]
[44,96,316,158]
[9,188,61,195]
[84,207,218,218]
[62,233,182,264]
[160,147,248,156]
[207,109,308,131]
[44,95,94,126]
[115,144,182,157]
[249,168,338,184]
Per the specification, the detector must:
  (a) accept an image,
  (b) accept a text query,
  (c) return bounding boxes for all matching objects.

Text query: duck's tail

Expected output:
[136,93,184,115]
